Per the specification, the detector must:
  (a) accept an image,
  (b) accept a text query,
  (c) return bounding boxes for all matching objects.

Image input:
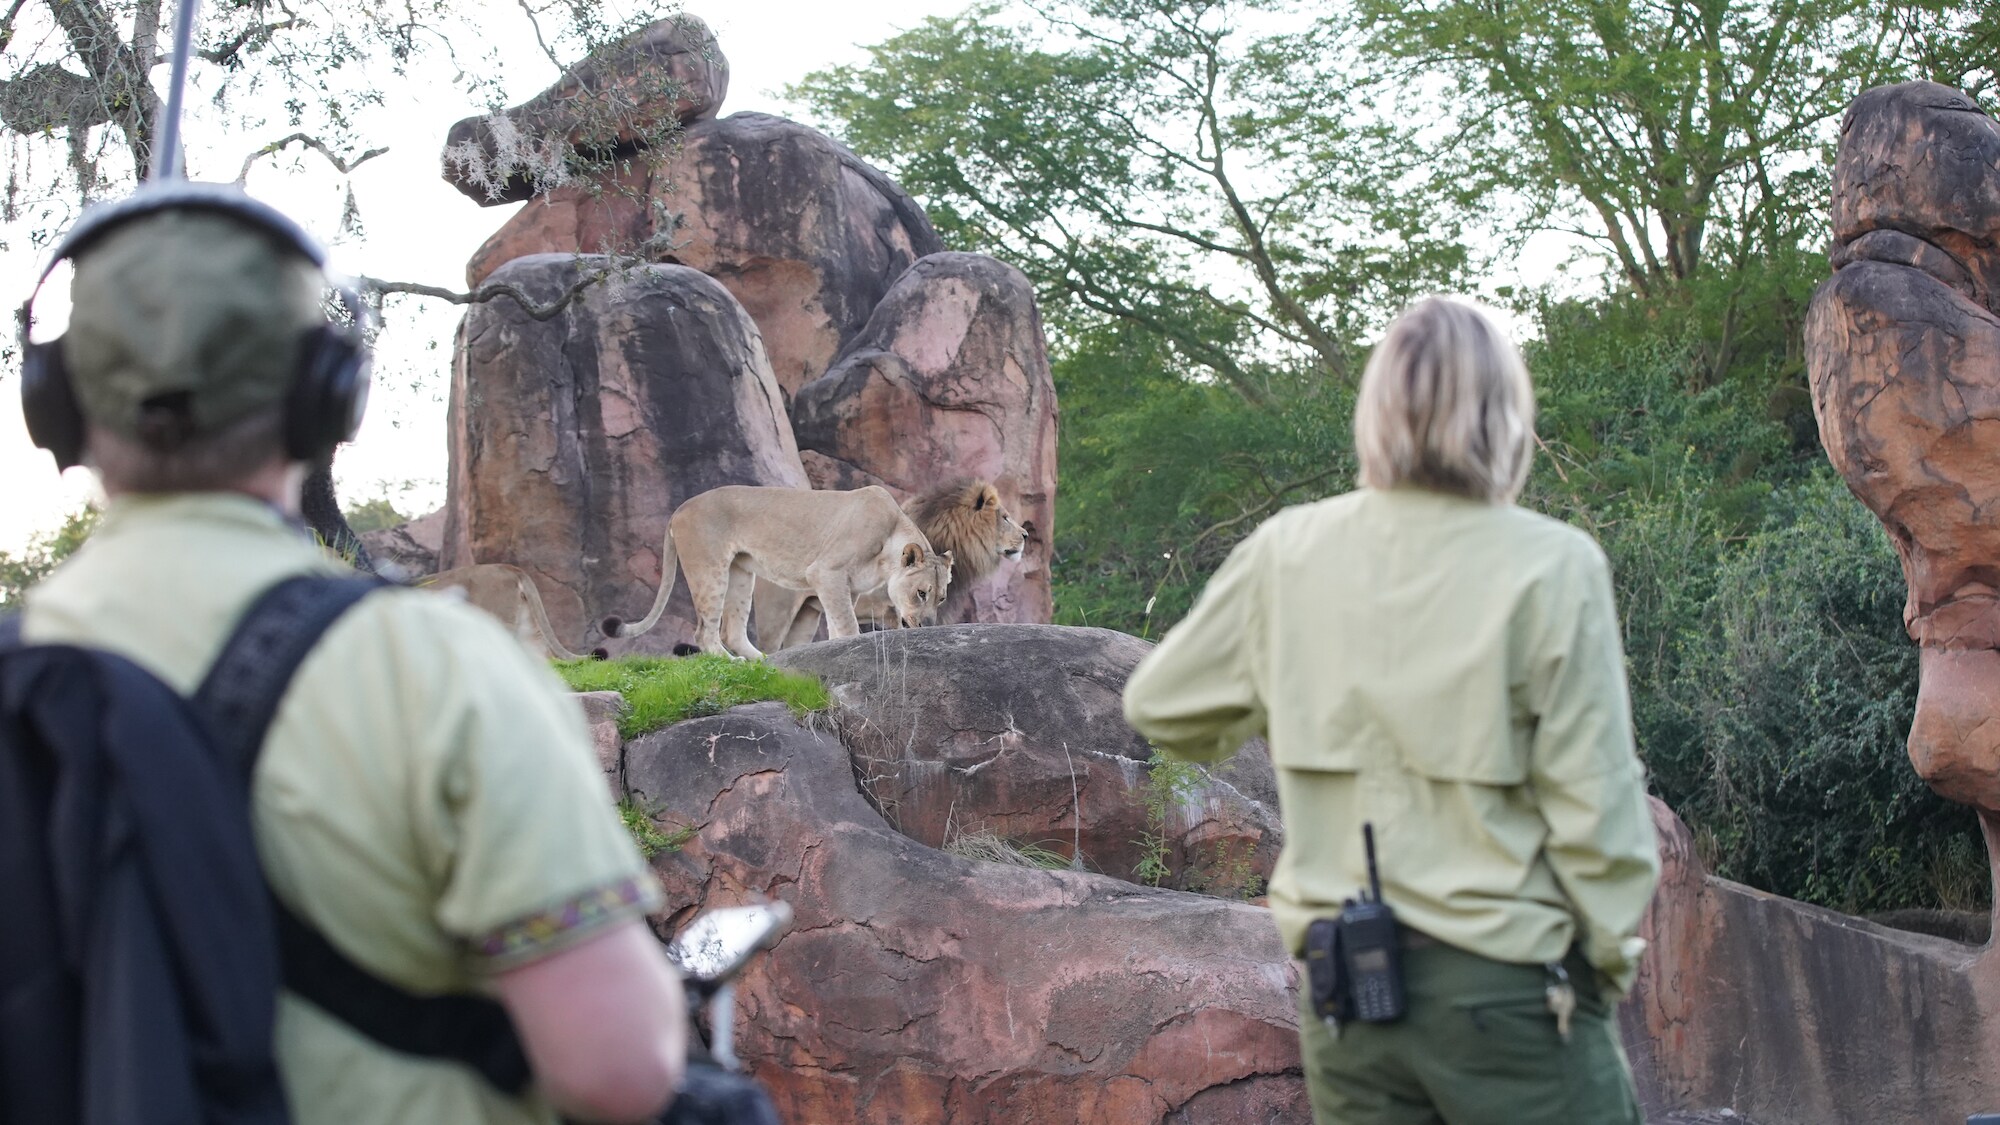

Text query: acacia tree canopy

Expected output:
[792,0,1478,398]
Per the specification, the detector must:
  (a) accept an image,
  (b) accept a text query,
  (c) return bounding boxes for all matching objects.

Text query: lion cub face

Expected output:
[886,544,954,628]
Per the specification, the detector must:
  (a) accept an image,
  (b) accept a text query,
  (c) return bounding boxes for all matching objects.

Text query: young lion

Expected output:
[419,564,607,662]
[600,485,951,659]
[753,478,1027,651]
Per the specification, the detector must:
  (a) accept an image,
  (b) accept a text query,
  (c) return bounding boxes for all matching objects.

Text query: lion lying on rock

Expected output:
[420,564,606,662]
[601,484,951,660]
[752,478,1027,651]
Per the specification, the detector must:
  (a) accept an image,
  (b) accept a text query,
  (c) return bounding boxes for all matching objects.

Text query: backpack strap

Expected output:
[195,575,532,1096]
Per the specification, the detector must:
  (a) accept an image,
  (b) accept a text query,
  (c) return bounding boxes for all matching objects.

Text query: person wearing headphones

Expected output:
[13,184,686,1124]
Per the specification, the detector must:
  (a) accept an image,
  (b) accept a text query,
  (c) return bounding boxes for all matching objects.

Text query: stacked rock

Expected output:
[438,14,1057,653]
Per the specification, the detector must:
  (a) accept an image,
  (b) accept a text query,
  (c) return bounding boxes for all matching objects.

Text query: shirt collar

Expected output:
[96,491,304,539]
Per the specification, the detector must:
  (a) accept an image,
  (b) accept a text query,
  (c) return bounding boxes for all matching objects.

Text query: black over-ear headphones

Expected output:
[16,180,372,471]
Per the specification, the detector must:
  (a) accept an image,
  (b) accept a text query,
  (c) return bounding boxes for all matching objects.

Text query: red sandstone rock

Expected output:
[1806,82,2000,815]
[441,14,728,206]
[789,253,1058,625]
[771,625,1280,893]
[627,701,1308,1124]
[1620,798,1996,1122]
[466,112,945,398]
[358,506,445,581]
[441,253,808,655]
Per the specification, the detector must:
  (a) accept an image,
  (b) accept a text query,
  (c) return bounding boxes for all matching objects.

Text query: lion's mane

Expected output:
[904,478,1024,588]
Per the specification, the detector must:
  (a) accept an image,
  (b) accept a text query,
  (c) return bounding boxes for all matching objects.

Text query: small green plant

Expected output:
[1134,754,1204,887]
[556,653,831,738]
[618,799,698,860]
[1182,840,1264,900]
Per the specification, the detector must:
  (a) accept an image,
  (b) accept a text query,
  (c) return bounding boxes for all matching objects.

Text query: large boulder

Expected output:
[442,253,807,654]
[442,14,728,205]
[466,111,945,398]
[1619,799,1995,1123]
[1806,83,2000,820]
[358,507,445,581]
[790,253,1058,625]
[771,625,1279,894]
[626,702,1308,1124]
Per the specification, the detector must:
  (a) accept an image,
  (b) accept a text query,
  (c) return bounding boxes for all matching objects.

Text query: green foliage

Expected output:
[340,495,411,535]
[1350,0,1924,298]
[555,654,831,738]
[1134,754,1204,886]
[1052,324,1357,635]
[0,507,99,610]
[618,799,697,860]
[792,0,1473,392]
[1645,471,1988,913]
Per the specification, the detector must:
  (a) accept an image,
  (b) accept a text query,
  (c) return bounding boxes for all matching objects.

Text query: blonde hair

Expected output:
[1353,296,1535,503]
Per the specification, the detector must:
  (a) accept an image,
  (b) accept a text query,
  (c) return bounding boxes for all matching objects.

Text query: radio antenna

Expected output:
[149,0,204,181]
[1363,822,1383,904]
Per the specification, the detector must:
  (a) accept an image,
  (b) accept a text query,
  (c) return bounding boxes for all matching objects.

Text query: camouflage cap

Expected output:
[61,208,327,439]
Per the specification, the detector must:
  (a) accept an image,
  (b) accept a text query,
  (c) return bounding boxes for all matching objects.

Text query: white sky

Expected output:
[0,0,977,550]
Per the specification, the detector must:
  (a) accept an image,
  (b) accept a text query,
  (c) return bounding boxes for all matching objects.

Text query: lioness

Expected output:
[600,485,951,659]
[420,564,607,662]
[754,478,1028,651]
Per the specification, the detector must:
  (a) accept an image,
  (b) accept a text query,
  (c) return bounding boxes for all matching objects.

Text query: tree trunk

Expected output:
[299,460,375,573]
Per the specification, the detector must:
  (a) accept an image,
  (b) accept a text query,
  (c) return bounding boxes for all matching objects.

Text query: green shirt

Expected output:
[24,493,662,1124]
[1122,487,1659,993]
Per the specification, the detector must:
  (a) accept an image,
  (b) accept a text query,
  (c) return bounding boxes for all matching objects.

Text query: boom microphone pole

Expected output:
[148,0,202,181]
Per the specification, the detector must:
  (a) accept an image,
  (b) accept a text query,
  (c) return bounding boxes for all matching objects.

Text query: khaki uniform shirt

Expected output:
[24,493,662,1124]
[1123,487,1659,993]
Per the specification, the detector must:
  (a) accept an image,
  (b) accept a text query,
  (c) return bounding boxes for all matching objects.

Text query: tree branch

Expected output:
[362,267,612,321]
[236,132,389,182]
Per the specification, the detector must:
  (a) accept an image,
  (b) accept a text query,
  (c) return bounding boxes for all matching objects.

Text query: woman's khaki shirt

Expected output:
[1123,487,1659,994]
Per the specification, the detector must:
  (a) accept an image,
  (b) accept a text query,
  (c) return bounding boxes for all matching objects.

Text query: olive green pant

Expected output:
[1296,941,1643,1125]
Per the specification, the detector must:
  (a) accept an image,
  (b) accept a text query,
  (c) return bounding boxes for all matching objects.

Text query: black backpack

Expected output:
[0,576,529,1125]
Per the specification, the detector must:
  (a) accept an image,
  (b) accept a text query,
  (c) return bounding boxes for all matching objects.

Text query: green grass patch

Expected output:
[619,800,698,860]
[557,653,831,738]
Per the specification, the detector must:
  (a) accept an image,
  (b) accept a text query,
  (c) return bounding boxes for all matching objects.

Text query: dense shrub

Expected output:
[1658,472,1989,912]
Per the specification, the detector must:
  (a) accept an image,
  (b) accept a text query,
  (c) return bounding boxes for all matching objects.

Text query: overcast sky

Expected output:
[0,0,974,550]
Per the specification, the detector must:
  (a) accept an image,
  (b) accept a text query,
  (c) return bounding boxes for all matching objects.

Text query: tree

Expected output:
[793,0,1476,398]
[1348,0,1961,383]
[0,0,692,563]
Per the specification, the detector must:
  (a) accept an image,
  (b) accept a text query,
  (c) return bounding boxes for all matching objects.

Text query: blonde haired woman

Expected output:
[1124,297,1658,1124]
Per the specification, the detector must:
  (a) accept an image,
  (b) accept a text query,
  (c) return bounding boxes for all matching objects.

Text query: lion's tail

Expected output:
[601,521,679,640]
[519,572,606,661]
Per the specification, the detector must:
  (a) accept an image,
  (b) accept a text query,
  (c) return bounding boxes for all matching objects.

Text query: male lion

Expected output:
[753,478,1027,651]
[419,564,607,662]
[600,485,950,660]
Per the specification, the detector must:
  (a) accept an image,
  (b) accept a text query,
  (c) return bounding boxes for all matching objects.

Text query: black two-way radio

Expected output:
[1336,823,1407,1022]
[1303,822,1410,1027]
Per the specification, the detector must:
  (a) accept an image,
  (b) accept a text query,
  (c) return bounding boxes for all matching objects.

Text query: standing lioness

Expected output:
[600,485,949,659]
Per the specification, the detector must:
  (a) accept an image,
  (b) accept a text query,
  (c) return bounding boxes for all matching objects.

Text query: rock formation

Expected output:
[442,14,728,206]
[772,625,1280,893]
[445,15,1057,630]
[442,253,808,654]
[790,253,1058,624]
[1805,80,2000,888]
[358,507,444,581]
[466,111,945,400]
[625,702,1308,1123]
[1621,798,1993,1123]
